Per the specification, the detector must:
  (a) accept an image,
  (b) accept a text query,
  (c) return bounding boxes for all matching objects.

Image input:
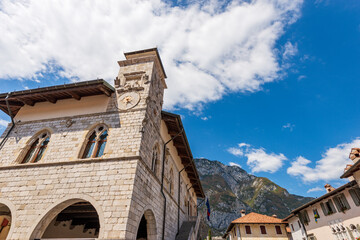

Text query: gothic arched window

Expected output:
[82,125,108,158]
[22,131,51,164]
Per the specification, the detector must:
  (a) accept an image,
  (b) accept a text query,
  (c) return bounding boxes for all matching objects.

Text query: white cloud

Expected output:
[287,139,360,183]
[282,123,295,131]
[201,116,208,121]
[228,147,244,157]
[0,0,303,110]
[229,162,242,168]
[0,119,9,128]
[283,42,298,60]
[228,143,287,173]
[307,187,325,193]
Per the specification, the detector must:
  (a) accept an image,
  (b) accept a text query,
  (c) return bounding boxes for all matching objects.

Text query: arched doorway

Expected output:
[136,209,157,240]
[0,204,11,240]
[31,200,101,239]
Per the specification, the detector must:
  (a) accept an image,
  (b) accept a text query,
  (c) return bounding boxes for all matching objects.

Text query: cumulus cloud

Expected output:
[307,187,325,193]
[287,139,360,183]
[0,119,9,128]
[229,162,242,168]
[0,0,302,110]
[228,143,287,173]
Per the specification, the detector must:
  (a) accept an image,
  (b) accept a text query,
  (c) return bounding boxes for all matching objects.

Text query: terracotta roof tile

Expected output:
[231,212,283,224]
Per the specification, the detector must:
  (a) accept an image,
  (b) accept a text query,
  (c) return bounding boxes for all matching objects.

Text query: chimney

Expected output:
[240,209,246,217]
[272,214,278,218]
[344,164,355,181]
[349,148,360,163]
[324,184,335,193]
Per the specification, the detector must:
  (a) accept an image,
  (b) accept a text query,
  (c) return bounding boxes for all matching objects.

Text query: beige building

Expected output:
[286,148,360,240]
[0,48,204,239]
[223,211,290,240]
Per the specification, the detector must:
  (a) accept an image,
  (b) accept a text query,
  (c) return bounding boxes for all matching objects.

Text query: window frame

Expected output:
[21,131,51,164]
[260,225,267,235]
[245,225,252,235]
[275,225,282,235]
[81,125,109,159]
[349,187,360,206]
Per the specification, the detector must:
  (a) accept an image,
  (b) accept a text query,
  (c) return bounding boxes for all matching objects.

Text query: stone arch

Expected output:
[28,194,104,239]
[136,209,157,240]
[0,198,16,240]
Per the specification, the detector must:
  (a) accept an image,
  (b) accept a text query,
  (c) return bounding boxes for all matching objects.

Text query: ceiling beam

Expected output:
[16,97,34,106]
[0,101,23,107]
[99,86,112,97]
[66,91,81,101]
[40,94,57,104]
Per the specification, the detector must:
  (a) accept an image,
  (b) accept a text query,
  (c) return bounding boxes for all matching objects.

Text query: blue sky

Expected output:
[1,0,360,197]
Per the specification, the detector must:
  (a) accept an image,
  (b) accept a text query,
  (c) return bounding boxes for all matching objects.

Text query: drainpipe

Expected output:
[161,128,184,240]
[0,93,15,149]
[176,163,192,235]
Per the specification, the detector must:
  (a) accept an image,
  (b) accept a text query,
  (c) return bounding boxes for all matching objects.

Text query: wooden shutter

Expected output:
[333,196,342,212]
[245,225,251,234]
[349,188,360,206]
[328,199,337,213]
[340,193,351,210]
[320,202,328,216]
[260,225,267,234]
[275,225,282,234]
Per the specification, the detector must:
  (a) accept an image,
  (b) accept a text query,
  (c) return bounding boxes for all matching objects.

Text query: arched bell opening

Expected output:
[0,204,11,240]
[136,209,157,240]
[40,201,100,239]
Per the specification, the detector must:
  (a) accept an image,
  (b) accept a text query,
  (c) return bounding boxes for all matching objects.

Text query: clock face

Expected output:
[117,92,140,110]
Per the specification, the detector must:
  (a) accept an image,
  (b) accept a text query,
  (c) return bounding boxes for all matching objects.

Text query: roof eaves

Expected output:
[341,159,360,178]
[291,181,357,213]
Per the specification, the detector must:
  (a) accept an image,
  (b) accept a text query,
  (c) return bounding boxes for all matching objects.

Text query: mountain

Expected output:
[195,158,313,234]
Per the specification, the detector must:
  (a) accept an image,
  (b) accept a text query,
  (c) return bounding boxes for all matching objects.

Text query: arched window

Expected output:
[22,131,51,164]
[151,144,160,176]
[82,125,108,158]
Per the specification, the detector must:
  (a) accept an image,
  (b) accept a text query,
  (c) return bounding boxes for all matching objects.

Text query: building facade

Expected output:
[286,148,360,240]
[223,211,290,240]
[0,48,204,239]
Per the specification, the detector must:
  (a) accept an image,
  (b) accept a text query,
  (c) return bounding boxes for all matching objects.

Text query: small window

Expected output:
[291,224,294,231]
[313,209,320,221]
[22,131,51,164]
[320,199,337,216]
[300,210,310,225]
[275,225,282,234]
[298,221,301,229]
[349,188,360,206]
[333,194,351,212]
[260,225,267,234]
[82,125,108,158]
[245,225,251,234]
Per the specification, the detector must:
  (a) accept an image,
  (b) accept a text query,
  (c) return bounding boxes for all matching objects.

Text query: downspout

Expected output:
[0,93,15,149]
[161,128,184,240]
[177,163,192,235]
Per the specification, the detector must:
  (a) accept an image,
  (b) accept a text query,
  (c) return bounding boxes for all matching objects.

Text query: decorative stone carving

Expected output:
[117,92,140,110]
[116,71,149,93]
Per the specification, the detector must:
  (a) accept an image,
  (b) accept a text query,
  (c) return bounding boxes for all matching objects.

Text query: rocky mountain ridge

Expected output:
[195,158,313,234]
